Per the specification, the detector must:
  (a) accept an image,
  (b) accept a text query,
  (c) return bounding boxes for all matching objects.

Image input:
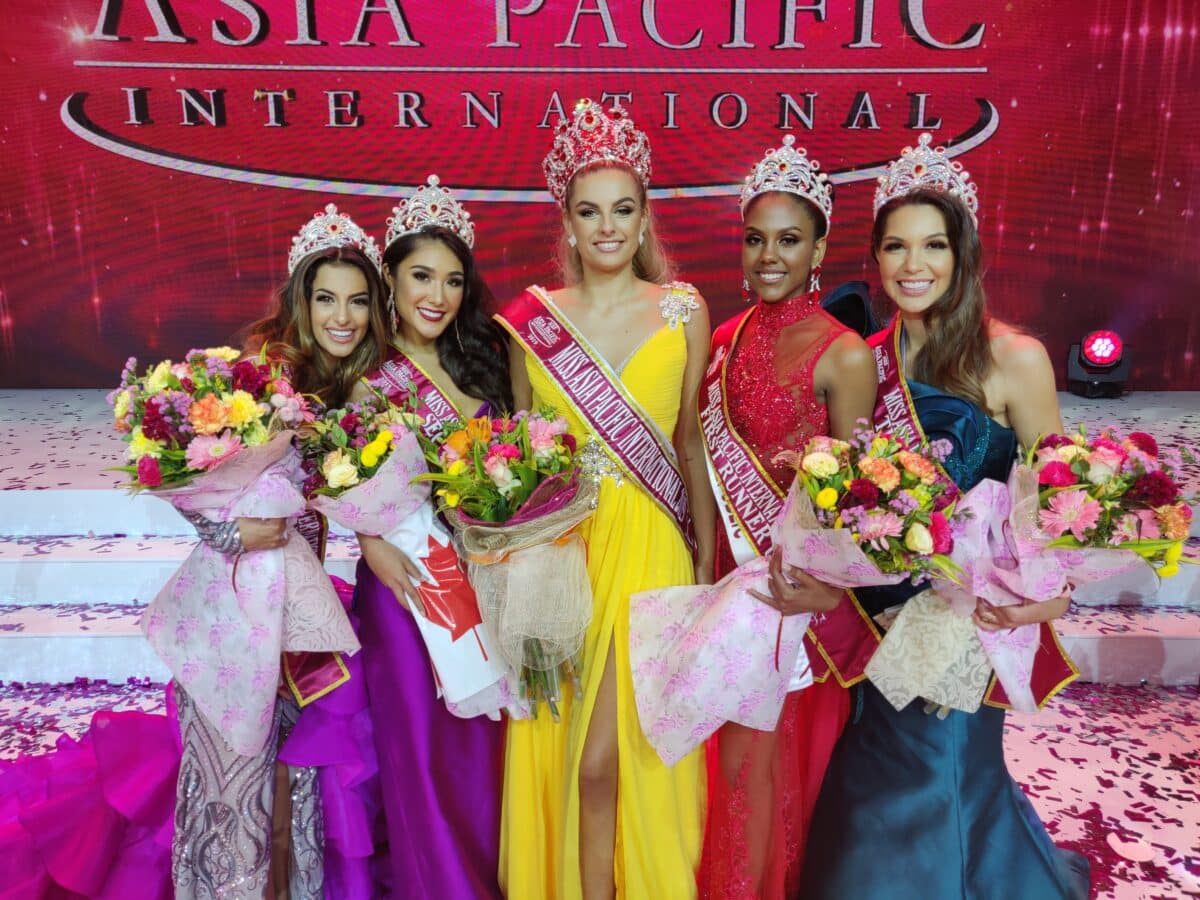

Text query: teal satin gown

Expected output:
[800,381,1090,900]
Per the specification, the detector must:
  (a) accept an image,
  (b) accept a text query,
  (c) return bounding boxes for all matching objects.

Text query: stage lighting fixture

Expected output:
[1067,329,1129,398]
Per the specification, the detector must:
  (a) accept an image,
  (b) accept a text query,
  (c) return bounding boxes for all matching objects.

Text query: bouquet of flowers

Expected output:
[415,409,595,719]
[110,348,357,756]
[109,347,314,489]
[930,427,1194,714]
[303,394,514,719]
[630,427,961,767]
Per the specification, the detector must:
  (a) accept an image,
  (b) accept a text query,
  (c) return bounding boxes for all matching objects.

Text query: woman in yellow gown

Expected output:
[496,99,716,900]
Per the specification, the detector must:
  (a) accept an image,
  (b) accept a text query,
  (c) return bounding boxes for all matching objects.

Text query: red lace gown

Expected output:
[698,295,854,900]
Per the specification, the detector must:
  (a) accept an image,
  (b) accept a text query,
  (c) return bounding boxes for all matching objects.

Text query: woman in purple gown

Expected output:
[355,176,513,899]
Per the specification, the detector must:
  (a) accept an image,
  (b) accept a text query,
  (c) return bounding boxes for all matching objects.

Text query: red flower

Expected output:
[231,360,269,397]
[843,478,880,510]
[1038,461,1078,488]
[339,412,361,434]
[137,455,163,488]
[1092,437,1128,462]
[1038,433,1073,450]
[561,434,577,454]
[1127,471,1179,507]
[179,376,195,393]
[492,418,517,434]
[929,511,953,554]
[1126,432,1159,456]
[140,396,174,442]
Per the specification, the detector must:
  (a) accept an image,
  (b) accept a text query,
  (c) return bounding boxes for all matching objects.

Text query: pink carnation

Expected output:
[137,455,163,487]
[1037,461,1077,488]
[928,511,953,554]
[486,443,522,462]
[185,430,243,471]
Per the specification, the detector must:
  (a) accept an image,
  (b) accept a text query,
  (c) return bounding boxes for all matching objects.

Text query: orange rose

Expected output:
[858,456,901,493]
[467,416,493,445]
[188,393,229,436]
[896,450,938,485]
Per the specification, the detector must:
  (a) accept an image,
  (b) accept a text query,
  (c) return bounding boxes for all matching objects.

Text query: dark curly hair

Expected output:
[383,227,513,413]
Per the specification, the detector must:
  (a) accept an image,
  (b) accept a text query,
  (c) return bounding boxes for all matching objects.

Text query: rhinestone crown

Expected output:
[873,133,979,224]
[543,98,652,205]
[287,203,382,274]
[740,135,834,229]
[385,174,475,251]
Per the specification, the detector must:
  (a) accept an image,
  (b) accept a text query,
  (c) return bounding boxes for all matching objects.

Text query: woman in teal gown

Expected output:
[801,137,1089,900]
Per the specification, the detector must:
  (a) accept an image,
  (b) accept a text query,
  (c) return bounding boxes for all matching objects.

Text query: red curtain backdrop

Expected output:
[2,0,1197,388]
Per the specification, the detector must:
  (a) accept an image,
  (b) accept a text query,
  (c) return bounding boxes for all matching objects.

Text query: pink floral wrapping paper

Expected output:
[141,432,360,756]
[629,479,909,767]
[918,467,1153,714]
[309,431,516,720]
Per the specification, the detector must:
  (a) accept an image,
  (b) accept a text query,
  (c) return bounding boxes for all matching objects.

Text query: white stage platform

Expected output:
[0,389,1197,686]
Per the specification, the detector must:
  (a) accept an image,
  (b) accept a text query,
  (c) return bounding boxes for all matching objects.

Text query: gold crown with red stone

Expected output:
[873,133,979,224]
[543,98,652,205]
[287,203,382,274]
[385,174,475,250]
[739,135,834,228]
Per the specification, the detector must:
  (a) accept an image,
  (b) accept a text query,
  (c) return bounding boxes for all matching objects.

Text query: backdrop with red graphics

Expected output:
[2,1,1198,388]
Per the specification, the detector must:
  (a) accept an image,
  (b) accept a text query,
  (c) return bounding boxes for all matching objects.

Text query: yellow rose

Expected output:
[815,487,839,510]
[801,451,840,479]
[144,360,172,395]
[127,426,164,461]
[204,347,242,362]
[903,522,934,555]
[322,449,360,489]
[225,390,261,428]
[447,459,468,476]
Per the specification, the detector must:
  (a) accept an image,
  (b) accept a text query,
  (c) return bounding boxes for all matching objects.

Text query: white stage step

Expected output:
[0,533,360,606]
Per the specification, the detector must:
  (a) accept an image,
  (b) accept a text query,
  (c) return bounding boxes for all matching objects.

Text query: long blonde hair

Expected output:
[557,162,673,286]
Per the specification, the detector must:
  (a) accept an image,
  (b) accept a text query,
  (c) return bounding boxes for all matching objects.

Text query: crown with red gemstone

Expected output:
[385,174,475,251]
[740,135,834,228]
[873,133,979,224]
[543,98,652,205]
[287,203,382,274]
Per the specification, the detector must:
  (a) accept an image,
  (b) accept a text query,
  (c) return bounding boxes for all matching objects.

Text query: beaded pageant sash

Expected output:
[497,287,695,550]
[700,309,881,686]
[369,346,462,437]
[868,319,1077,708]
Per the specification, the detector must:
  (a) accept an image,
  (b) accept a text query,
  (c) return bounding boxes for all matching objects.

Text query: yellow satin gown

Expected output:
[499,321,706,899]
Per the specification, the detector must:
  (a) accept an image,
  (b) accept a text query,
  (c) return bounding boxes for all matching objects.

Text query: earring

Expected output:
[742,277,752,304]
[808,265,822,294]
[567,233,577,248]
[387,292,398,333]
[639,230,645,246]
[455,318,465,354]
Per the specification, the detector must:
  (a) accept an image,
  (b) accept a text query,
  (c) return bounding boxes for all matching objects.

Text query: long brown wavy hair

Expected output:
[558,162,673,286]
[243,246,389,408]
[872,189,995,413]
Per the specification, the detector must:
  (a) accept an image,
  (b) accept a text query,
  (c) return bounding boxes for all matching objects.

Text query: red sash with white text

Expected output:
[700,310,881,686]
[497,287,695,550]
[368,346,463,437]
[868,321,1078,708]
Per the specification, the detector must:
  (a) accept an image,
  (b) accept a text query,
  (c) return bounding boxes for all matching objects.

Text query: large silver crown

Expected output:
[543,98,652,205]
[739,135,834,229]
[385,175,475,251]
[873,133,979,224]
[287,203,382,274]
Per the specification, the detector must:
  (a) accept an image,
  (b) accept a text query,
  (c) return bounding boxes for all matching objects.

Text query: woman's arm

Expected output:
[357,533,427,615]
[817,331,878,441]
[676,293,717,584]
[992,330,1064,447]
